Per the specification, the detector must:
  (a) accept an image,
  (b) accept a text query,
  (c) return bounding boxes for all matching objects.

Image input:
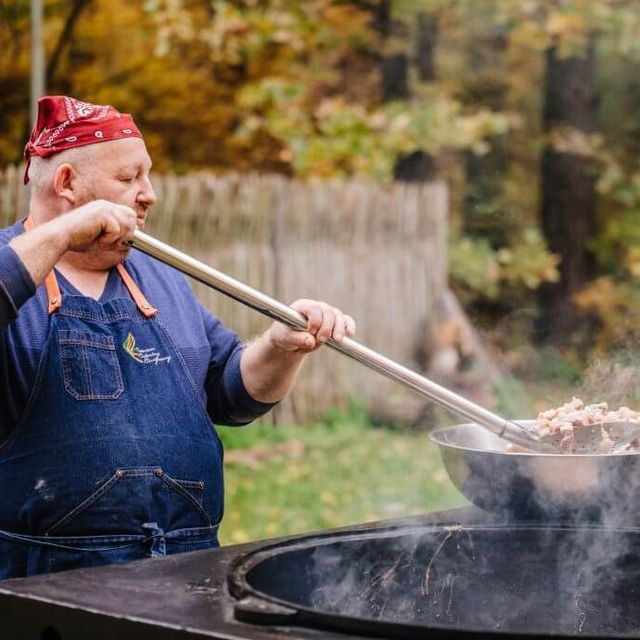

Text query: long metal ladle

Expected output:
[130,231,636,454]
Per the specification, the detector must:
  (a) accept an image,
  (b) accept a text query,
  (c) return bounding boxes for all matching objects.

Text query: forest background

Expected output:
[3,0,640,361]
[4,0,640,539]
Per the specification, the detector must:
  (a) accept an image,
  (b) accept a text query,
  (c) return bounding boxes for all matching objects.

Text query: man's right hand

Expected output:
[9,200,138,289]
[49,200,137,253]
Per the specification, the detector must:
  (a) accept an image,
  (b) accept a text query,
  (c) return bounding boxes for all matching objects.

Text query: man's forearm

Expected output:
[0,223,68,332]
[240,332,307,403]
[0,240,38,332]
[9,222,69,288]
[9,201,138,289]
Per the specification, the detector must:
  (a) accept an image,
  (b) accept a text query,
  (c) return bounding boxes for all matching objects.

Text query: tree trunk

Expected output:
[463,136,508,246]
[393,150,436,182]
[377,5,440,181]
[46,0,92,86]
[415,12,437,82]
[461,29,508,247]
[373,0,409,101]
[381,53,410,101]
[538,42,597,340]
[372,0,392,38]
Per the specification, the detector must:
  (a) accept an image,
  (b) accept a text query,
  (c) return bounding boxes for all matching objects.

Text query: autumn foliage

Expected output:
[3,0,640,349]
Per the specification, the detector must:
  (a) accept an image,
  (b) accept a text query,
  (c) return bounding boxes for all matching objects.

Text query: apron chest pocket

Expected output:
[58,330,124,400]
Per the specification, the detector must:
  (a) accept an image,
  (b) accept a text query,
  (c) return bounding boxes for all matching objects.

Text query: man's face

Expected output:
[75,137,156,228]
[70,138,156,270]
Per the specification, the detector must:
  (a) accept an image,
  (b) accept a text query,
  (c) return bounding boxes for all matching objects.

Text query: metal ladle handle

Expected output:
[131,230,542,450]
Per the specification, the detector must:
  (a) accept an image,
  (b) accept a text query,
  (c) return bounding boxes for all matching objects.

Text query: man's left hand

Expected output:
[266,299,357,353]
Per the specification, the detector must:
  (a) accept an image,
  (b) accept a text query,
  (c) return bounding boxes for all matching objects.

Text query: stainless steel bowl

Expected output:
[429,421,640,521]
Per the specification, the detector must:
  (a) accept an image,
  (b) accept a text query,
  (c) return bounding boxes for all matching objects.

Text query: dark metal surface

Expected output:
[3,506,637,640]
[0,508,485,640]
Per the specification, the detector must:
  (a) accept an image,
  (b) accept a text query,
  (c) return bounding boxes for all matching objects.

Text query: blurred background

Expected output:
[2,0,640,542]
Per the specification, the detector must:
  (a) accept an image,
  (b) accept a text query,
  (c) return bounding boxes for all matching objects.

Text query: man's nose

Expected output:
[138,176,157,206]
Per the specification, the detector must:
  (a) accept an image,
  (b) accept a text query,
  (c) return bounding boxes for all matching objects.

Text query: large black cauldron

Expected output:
[2,510,639,639]
[229,522,640,638]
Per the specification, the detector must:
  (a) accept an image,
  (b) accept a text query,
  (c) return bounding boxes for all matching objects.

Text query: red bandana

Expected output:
[23,95,143,184]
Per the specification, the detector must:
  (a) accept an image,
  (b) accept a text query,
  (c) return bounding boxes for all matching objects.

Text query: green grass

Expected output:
[215,351,640,545]
[217,413,466,545]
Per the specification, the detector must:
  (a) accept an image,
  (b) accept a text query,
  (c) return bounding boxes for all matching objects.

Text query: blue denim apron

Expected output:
[0,241,223,579]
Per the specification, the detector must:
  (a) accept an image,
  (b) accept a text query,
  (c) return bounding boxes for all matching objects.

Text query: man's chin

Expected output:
[76,246,131,271]
[116,245,132,260]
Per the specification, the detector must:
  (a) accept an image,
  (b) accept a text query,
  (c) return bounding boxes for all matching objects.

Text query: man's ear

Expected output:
[53,163,78,205]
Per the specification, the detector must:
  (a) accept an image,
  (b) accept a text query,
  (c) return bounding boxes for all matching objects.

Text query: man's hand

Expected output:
[10,200,137,288]
[49,199,137,253]
[265,299,357,352]
[240,299,357,404]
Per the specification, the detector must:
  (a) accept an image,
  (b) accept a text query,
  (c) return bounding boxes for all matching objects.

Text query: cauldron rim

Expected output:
[228,521,640,639]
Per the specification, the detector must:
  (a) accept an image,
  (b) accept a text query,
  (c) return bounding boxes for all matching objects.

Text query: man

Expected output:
[0,96,355,579]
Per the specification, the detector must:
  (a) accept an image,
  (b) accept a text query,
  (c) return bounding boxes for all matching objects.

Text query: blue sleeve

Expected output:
[0,244,36,332]
[201,308,276,426]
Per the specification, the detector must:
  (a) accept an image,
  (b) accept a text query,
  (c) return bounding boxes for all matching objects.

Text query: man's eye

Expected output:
[119,176,135,182]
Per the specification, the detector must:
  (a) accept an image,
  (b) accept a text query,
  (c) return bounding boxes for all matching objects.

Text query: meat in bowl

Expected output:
[507,397,640,453]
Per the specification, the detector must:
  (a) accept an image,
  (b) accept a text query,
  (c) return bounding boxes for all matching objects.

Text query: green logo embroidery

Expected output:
[123,332,171,365]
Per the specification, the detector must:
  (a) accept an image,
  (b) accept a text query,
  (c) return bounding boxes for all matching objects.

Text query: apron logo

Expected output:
[123,333,171,365]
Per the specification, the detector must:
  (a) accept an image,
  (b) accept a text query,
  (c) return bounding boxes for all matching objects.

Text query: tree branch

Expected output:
[46,0,92,86]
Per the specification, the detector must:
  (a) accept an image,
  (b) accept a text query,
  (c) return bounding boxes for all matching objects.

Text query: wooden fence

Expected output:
[0,167,449,423]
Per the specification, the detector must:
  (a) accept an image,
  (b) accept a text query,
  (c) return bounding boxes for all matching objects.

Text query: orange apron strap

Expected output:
[23,216,62,314]
[116,264,157,318]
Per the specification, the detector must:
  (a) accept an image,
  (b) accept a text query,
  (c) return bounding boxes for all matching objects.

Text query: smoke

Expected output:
[579,352,640,408]
[298,522,640,635]
[248,350,640,635]
[300,372,640,636]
